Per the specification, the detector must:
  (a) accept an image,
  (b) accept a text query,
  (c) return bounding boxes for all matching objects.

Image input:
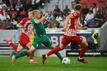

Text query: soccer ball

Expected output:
[62,57,71,64]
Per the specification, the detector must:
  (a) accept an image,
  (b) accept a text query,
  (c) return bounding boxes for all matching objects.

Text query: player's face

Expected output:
[34,11,41,18]
[28,11,33,19]
[28,25,33,32]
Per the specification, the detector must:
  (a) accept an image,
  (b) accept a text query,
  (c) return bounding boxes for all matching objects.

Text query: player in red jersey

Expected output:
[42,4,89,64]
[4,10,36,64]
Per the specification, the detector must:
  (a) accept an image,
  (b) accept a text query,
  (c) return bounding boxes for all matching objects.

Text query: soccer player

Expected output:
[42,4,89,64]
[4,9,36,64]
[3,24,36,64]
[30,10,63,63]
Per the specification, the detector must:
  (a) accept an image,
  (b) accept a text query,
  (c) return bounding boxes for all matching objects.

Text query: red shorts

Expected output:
[61,35,83,45]
[19,33,30,47]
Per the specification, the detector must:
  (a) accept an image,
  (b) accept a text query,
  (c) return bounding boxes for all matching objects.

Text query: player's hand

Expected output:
[61,28,66,32]
[44,12,49,17]
[78,26,87,30]
[82,26,87,30]
[17,24,22,28]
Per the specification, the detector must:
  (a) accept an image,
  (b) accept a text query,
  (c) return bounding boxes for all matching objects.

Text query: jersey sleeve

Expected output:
[20,18,25,25]
[20,18,29,25]
[31,18,34,23]
[31,18,38,24]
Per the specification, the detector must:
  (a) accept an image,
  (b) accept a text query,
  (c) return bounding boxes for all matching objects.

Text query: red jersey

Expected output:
[18,18,34,47]
[19,17,30,33]
[64,11,80,36]
[21,18,30,25]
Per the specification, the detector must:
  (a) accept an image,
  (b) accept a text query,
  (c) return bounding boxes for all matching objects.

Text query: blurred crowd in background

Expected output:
[0,0,107,29]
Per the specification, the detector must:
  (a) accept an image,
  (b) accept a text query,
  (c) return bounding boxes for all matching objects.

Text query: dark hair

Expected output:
[28,9,33,12]
[74,4,81,11]
[25,23,31,31]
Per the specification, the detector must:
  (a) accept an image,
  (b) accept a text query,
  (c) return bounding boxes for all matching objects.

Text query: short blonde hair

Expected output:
[32,10,40,16]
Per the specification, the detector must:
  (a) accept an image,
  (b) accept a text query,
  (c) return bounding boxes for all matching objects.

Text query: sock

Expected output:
[15,49,29,59]
[47,46,62,56]
[55,52,63,61]
[79,47,88,58]
[10,43,17,52]
[29,53,34,60]
[28,48,34,60]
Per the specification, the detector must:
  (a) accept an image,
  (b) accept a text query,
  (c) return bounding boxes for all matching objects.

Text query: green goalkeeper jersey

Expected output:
[31,18,46,36]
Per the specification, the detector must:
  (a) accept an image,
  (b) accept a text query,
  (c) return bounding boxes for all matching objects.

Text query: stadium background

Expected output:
[0,0,107,71]
[0,0,107,56]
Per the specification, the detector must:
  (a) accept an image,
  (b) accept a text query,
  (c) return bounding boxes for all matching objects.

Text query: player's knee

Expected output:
[58,47,64,51]
[17,45,23,52]
[50,45,64,50]
[29,46,35,53]
[49,45,54,49]
[27,43,32,48]
[81,36,88,47]
[83,41,88,48]
[60,44,66,50]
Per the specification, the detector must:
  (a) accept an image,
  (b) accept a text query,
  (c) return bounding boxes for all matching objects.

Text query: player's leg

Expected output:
[12,43,37,64]
[29,50,37,64]
[44,35,68,56]
[12,50,36,64]
[49,45,64,60]
[42,43,67,64]
[78,36,89,63]
[26,42,35,53]
[17,44,23,52]
[19,33,37,63]
[3,39,17,52]
[4,39,36,64]
[26,42,37,64]
[4,39,37,64]
[17,39,36,64]
[12,33,36,64]
[47,44,66,56]
[70,35,88,63]
[28,33,37,64]
[42,36,67,64]
[11,44,24,64]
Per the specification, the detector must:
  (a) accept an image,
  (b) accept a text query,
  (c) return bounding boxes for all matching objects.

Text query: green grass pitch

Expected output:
[0,56,107,71]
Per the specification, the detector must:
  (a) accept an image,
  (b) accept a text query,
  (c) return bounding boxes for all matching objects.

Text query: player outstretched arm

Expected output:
[34,16,46,24]
[17,21,23,28]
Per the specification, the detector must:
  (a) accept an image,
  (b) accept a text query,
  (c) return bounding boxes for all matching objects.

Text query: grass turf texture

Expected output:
[0,56,107,71]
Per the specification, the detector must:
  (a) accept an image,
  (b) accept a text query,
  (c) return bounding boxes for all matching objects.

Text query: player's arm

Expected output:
[78,17,87,30]
[34,13,49,24]
[62,14,73,31]
[62,19,68,31]
[17,21,23,28]
[26,20,31,24]
[77,18,83,28]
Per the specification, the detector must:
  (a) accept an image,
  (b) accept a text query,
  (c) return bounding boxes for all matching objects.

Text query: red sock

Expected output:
[47,46,62,56]
[79,47,88,58]
[29,53,34,59]
[10,43,17,52]
[28,48,34,60]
